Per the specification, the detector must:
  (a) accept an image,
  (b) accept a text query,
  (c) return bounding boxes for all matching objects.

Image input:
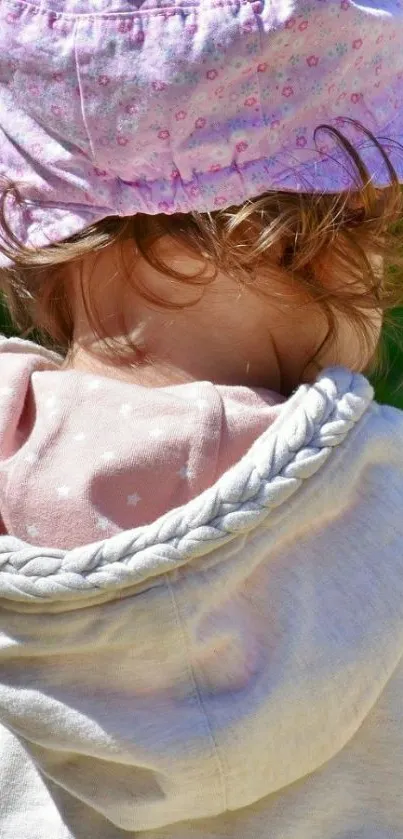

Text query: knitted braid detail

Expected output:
[0,368,373,602]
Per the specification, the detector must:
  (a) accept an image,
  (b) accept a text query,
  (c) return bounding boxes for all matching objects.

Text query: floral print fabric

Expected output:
[0,0,402,263]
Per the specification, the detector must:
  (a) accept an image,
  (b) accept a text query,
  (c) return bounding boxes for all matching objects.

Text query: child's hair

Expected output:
[1,125,403,375]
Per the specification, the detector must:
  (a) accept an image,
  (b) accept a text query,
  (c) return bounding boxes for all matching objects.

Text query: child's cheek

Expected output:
[324,309,383,373]
[316,254,384,374]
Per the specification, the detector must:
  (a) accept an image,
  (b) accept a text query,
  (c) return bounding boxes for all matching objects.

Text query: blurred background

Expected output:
[1,293,403,408]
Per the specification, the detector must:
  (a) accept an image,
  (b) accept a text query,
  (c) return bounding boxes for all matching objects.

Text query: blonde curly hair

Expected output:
[1,123,403,375]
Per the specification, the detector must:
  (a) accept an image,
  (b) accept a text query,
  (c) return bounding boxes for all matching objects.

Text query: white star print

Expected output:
[96,515,110,531]
[120,403,132,417]
[57,486,71,499]
[27,524,40,539]
[0,386,13,397]
[197,399,208,410]
[73,432,85,442]
[178,464,192,479]
[127,492,141,506]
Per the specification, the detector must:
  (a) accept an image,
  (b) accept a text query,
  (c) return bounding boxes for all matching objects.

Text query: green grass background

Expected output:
[1,295,403,408]
[371,311,403,408]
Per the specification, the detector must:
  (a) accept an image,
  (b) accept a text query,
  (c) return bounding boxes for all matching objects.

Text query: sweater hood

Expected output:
[1,346,403,836]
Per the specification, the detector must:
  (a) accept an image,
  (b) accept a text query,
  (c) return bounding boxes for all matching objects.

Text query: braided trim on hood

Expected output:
[0,367,373,603]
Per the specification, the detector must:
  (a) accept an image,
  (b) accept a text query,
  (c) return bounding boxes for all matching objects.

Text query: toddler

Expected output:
[0,0,403,836]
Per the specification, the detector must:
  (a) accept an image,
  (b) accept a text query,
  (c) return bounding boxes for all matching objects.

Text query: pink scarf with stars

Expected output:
[0,337,283,550]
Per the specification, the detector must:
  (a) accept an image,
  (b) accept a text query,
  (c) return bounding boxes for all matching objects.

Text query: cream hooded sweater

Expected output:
[0,336,403,839]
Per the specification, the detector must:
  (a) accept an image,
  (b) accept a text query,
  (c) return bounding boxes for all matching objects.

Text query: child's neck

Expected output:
[63,240,331,395]
[65,348,250,388]
[66,303,284,390]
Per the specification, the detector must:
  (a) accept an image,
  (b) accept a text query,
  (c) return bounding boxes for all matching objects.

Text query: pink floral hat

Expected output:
[0,0,402,265]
